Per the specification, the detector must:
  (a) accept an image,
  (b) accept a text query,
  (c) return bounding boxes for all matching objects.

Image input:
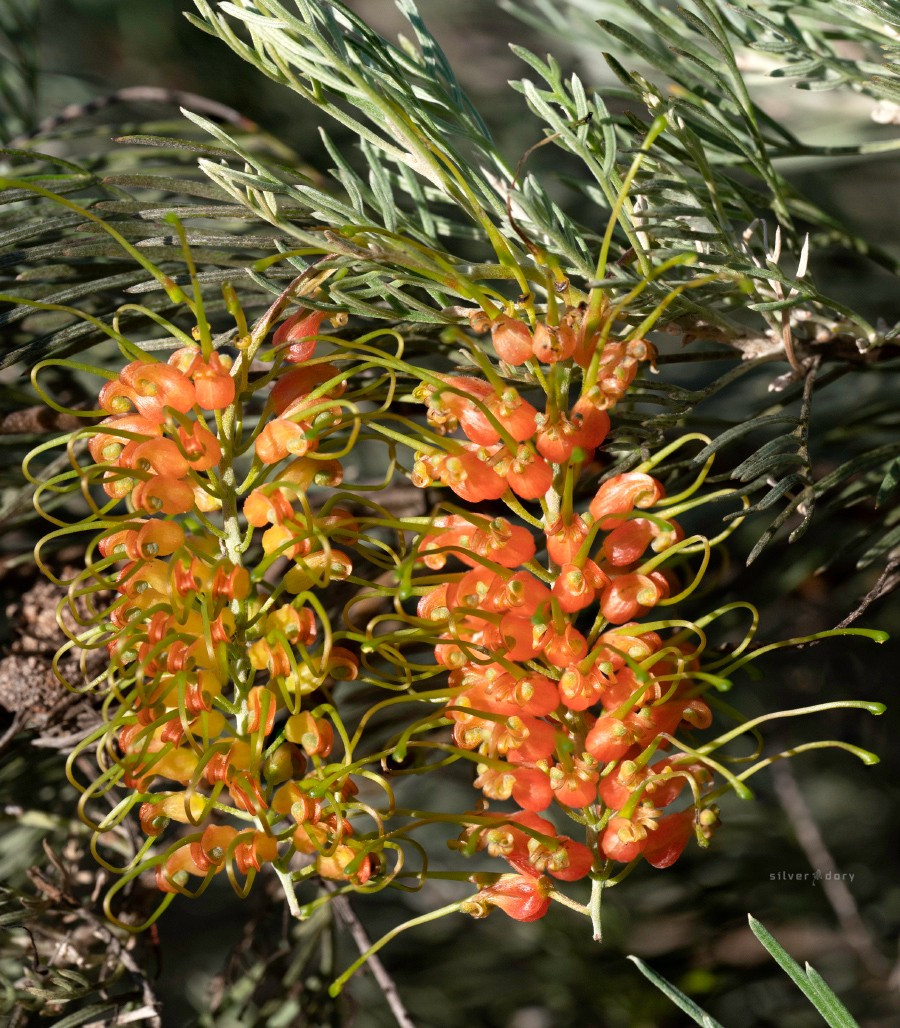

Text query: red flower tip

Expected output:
[643,809,695,868]
[464,873,552,922]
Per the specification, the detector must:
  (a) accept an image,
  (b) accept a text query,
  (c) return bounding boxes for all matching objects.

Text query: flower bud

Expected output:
[491,316,533,365]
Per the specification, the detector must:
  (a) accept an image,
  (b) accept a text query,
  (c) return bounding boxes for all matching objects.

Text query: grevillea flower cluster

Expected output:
[28,249,884,979]
[30,290,407,924]
[400,311,722,924]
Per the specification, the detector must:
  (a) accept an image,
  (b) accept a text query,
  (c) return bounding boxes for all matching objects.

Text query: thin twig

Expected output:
[795,554,897,652]
[0,710,25,758]
[771,759,893,982]
[28,726,100,751]
[786,353,819,542]
[834,559,900,630]
[505,118,590,260]
[326,889,417,1028]
[668,315,898,365]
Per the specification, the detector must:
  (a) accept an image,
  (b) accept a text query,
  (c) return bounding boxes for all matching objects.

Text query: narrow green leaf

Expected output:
[626,956,725,1028]
[875,456,900,507]
[693,414,799,462]
[51,1004,118,1028]
[858,523,900,569]
[804,964,861,1028]
[748,917,860,1028]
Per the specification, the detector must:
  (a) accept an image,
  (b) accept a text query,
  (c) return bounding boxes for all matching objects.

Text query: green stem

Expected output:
[328,902,463,997]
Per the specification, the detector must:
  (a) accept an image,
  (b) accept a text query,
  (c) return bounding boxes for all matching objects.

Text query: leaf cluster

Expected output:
[1,2,897,578]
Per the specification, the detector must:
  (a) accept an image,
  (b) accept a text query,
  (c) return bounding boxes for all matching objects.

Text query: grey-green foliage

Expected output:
[1,0,898,568]
[183,0,602,314]
[502,0,900,564]
[180,1,897,323]
[188,0,547,223]
[509,0,900,103]
[512,0,900,274]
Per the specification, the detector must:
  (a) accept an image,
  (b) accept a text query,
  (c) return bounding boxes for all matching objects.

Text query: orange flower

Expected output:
[255,418,313,463]
[132,476,195,516]
[89,413,162,464]
[177,421,221,470]
[545,514,590,565]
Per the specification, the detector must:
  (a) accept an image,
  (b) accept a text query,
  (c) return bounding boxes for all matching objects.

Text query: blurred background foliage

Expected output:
[1,1,898,1026]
